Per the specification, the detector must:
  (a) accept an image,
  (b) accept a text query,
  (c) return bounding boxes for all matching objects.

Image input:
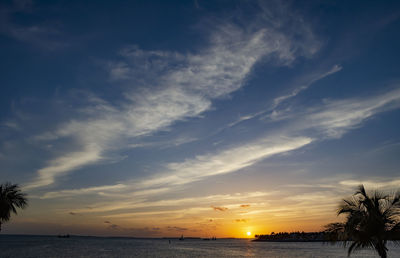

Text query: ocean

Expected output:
[1,235,399,257]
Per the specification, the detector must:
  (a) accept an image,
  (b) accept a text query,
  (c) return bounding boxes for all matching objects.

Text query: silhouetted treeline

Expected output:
[253,231,329,242]
[254,228,400,242]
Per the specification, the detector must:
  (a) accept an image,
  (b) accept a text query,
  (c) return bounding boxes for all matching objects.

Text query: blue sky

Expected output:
[1,0,400,237]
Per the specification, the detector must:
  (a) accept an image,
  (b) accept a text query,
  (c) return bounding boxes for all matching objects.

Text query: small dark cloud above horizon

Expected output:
[104,221,119,230]
[235,219,248,223]
[212,206,228,212]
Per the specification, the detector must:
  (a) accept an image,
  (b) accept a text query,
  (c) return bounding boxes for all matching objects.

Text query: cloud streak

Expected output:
[272,64,343,108]
[40,184,127,199]
[71,191,273,214]
[130,85,400,202]
[27,4,320,189]
[302,87,400,138]
[339,178,400,189]
[227,64,342,128]
[139,136,312,188]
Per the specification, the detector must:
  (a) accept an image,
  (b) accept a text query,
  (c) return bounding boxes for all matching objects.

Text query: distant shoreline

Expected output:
[252,239,327,242]
[0,234,239,240]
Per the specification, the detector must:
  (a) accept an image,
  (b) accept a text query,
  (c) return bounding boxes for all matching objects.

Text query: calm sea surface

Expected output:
[1,235,400,257]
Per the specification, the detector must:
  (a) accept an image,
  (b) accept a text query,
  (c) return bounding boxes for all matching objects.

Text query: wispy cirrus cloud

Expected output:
[339,178,400,189]
[272,64,343,108]
[34,84,400,203]
[152,85,400,201]
[227,64,342,128]
[40,83,398,196]
[257,85,400,139]
[39,184,170,200]
[27,3,320,189]
[40,184,127,199]
[70,191,273,214]
[76,188,340,225]
[103,207,211,219]
[139,136,312,189]
[301,87,400,138]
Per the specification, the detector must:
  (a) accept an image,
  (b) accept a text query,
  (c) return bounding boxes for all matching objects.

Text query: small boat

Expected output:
[179,235,184,241]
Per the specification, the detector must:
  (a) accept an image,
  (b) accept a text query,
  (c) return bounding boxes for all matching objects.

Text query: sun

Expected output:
[247,231,251,237]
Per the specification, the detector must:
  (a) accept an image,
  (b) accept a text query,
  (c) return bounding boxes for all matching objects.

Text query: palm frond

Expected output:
[336,184,400,258]
[0,182,28,224]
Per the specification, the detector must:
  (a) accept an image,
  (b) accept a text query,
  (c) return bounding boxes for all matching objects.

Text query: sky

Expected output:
[1,0,400,238]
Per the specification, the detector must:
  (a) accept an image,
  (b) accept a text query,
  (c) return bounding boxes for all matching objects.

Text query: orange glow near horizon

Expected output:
[6,188,342,238]
[8,207,340,238]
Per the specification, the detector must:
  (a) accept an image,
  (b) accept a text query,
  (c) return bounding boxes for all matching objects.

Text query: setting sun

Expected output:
[2,0,400,257]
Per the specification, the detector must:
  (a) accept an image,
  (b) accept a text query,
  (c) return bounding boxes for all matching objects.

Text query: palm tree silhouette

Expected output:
[0,182,28,232]
[337,185,400,258]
